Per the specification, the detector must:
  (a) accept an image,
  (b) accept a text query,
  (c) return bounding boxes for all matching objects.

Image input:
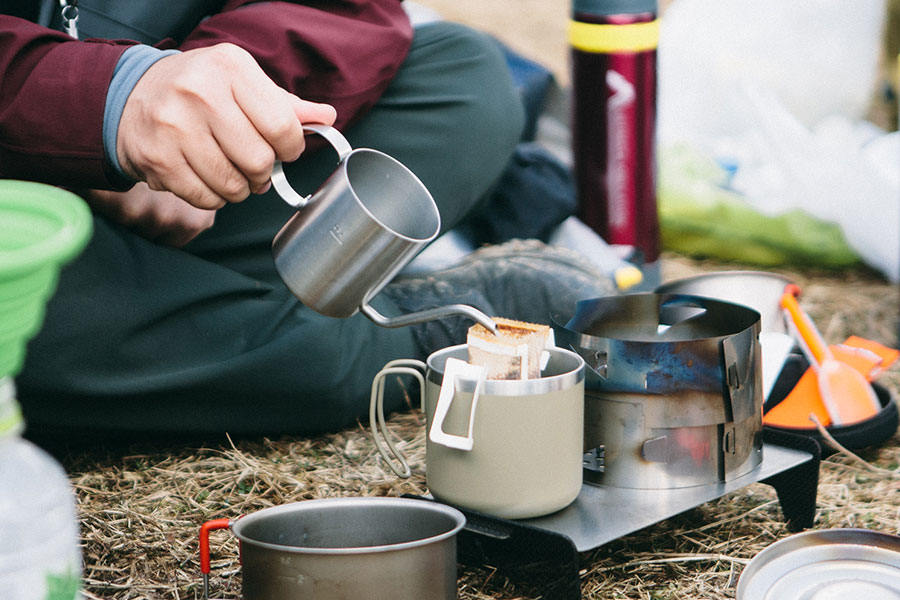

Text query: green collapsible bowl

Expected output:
[0,180,93,377]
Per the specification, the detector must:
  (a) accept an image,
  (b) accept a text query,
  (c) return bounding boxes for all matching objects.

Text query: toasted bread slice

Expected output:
[467,318,552,380]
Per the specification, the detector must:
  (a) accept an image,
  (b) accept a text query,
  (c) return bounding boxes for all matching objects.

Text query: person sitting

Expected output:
[1,0,613,438]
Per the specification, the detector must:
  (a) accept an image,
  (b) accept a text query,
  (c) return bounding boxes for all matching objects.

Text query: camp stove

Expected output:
[408,295,820,600]
[554,293,764,489]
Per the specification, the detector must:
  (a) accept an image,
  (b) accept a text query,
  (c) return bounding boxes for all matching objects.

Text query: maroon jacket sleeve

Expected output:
[179,0,413,131]
[0,2,411,189]
[0,17,137,188]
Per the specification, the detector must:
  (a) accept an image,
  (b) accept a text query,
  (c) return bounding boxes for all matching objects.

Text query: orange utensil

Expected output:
[763,334,895,429]
[762,366,833,428]
[780,285,881,426]
[829,343,884,380]
[836,335,898,377]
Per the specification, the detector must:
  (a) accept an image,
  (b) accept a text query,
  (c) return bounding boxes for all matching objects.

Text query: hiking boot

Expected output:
[382,238,617,358]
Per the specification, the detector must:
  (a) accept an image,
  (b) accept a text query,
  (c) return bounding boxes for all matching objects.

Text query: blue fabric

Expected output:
[469,142,577,245]
[495,40,555,142]
[103,45,180,178]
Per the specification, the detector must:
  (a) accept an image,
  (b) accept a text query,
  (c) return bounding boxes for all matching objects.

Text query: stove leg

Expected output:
[458,509,581,600]
[403,495,581,600]
[760,428,821,531]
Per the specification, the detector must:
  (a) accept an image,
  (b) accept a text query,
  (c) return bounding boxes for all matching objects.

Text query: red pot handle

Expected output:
[199,518,232,600]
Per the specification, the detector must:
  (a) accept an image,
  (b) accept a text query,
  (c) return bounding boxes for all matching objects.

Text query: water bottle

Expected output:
[569,0,660,283]
[0,377,83,600]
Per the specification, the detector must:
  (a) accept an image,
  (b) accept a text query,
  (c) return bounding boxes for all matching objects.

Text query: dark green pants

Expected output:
[18,22,525,438]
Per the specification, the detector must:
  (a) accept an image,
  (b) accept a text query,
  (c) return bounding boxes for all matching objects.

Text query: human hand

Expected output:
[116,43,337,210]
[85,183,217,247]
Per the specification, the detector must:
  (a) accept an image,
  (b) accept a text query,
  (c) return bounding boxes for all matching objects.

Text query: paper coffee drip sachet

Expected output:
[467,318,554,380]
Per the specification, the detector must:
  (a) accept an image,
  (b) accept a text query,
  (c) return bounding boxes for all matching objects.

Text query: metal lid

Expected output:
[572,0,657,17]
[738,529,900,599]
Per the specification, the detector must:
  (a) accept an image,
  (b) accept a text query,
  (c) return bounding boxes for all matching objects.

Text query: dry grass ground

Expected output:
[60,253,900,600]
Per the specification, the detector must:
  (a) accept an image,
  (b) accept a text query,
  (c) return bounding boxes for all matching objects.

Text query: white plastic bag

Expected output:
[658,0,898,281]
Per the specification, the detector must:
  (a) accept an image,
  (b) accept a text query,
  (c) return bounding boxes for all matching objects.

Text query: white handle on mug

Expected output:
[369,359,426,478]
[428,358,486,452]
[270,123,353,209]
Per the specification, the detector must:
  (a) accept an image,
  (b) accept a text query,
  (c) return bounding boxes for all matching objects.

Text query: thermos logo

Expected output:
[605,70,635,229]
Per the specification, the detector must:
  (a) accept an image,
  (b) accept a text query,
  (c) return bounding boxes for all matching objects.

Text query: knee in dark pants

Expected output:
[399,22,526,229]
[415,22,526,150]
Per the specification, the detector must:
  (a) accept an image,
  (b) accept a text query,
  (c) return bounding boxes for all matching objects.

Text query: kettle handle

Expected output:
[271,123,354,209]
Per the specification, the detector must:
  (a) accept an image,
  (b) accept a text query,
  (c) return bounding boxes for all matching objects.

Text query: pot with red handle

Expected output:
[199,497,465,600]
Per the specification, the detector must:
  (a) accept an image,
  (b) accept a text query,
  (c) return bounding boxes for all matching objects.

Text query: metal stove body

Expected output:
[555,293,764,489]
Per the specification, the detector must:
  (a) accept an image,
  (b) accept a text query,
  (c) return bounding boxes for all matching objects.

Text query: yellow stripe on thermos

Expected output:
[568,18,660,53]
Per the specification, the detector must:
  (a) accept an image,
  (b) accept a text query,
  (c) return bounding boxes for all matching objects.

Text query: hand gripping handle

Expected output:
[271,123,353,208]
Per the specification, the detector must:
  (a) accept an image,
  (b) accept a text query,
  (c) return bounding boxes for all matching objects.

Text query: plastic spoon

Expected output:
[780,285,880,425]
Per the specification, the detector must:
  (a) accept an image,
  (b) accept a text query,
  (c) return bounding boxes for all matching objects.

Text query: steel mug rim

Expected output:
[426,344,585,395]
[230,497,466,555]
[339,148,441,244]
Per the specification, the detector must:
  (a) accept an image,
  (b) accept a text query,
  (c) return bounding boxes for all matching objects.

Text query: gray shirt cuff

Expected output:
[103,45,181,180]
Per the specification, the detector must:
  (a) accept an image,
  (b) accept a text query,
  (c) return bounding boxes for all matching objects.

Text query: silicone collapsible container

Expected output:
[0,181,92,377]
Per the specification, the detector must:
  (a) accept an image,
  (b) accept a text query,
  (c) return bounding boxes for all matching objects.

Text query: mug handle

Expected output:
[428,358,486,451]
[369,359,427,478]
[270,123,354,209]
[198,517,233,600]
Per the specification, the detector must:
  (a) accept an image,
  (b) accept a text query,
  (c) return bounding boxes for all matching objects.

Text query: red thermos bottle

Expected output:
[570,0,660,266]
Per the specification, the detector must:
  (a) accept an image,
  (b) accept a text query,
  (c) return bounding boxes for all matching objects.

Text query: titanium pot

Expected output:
[270,124,495,332]
[199,497,466,600]
[370,345,585,519]
[553,293,764,489]
[655,270,793,334]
